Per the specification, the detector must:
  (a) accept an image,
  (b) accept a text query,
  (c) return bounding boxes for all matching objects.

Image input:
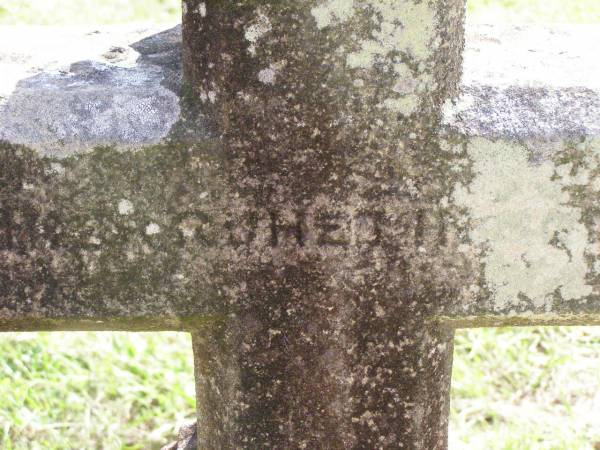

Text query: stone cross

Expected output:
[1,1,599,448]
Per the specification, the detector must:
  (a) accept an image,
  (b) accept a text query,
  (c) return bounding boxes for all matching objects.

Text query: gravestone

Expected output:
[1,1,600,449]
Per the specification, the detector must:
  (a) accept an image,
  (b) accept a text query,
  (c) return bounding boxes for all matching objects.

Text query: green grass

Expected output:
[451,327,600,450]
[1,0,600,25]
[1,0,600,449]
[468,0,600,24]
[3,329,599,450]
[0,0,181,25]
[0,332,194,449]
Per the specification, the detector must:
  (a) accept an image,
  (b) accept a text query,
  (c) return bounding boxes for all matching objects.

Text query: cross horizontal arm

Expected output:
[2,22,600,330]
[0,25,226,331]
[0,138,230,331]
[0,25,184,157]
[441,25,600,326]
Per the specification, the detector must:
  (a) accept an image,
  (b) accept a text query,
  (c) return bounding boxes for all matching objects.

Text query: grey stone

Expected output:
[440,24,600,326]
[3,23,599,156]
[0,25,182,157]
[2,3,600,450]
[182,1,464,448]
[161,421,197,450]
[443,24,600,140]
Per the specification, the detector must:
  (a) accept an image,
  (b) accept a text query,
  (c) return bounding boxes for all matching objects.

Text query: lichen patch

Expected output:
[145,222,161,236]
[454,138,593,310]
[118,199,134,215]
[258,67,277,85]
[244,13,272,43]
[197,2,207,18]
[380,95,419,115]
[346,0,437,69]
[311,0,355,29]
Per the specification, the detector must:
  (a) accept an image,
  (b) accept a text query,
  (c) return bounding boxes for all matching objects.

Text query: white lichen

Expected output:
[453,138,593,310]
[49,163,66,175]
[244,13,272,43]
[117,199,134,215]
[258,67,277,85]
[257,61,286,85]
[380,95,419,115]
[443,93,475,123]
[145,223,161,236]
[197,2,206,17]
[346,0,437,69]
[310,0,355,29]
[391,63,418,95]
[180,224,195,238]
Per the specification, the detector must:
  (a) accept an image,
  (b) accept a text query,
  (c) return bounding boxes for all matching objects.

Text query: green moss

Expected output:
[0,141,228,329]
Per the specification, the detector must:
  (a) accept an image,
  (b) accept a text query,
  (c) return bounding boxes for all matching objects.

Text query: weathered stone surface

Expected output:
[441,24,600,326]
[0,25,219,331]
[0,25,182,157]
[2,5,600,450]
[445,24,600,139]
[161,421,198,450]
[0,141,228,331]
[182,0,465,448]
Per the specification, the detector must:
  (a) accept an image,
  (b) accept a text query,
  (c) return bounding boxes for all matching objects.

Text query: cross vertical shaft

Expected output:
[182,1,467,448]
